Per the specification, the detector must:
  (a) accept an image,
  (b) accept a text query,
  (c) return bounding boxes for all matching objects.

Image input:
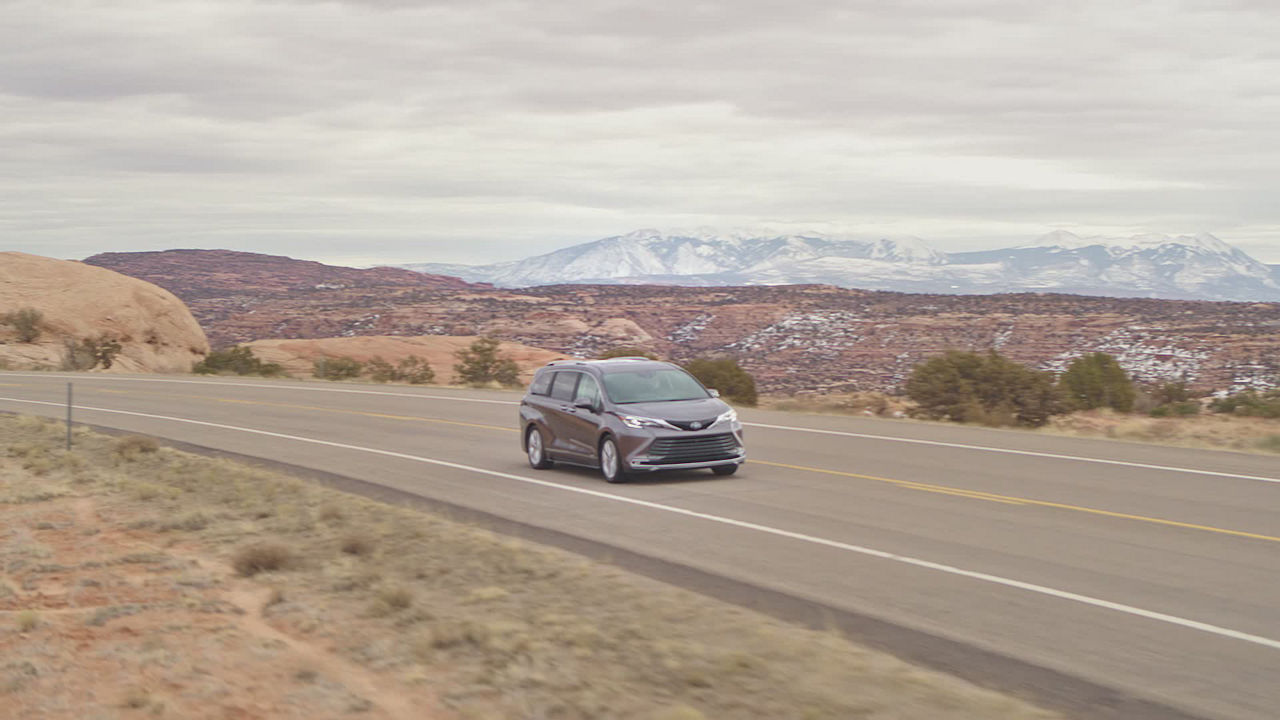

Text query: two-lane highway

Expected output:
[2,372,1278,720]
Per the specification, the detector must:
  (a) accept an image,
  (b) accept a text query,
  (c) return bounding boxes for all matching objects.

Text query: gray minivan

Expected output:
[519,358,745,482]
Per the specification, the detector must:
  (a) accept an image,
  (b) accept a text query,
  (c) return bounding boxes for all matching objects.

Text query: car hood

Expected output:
[614,397,729,421]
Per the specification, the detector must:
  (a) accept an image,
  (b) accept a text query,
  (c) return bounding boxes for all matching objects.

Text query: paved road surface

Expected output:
[2,372,1277,720]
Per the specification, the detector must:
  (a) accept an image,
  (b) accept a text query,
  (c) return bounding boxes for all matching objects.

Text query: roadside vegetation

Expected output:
[874,349,1278,453]
[0,415,1060,720]
[193,346,286,377]
[453,336,520,387]
[58,335,123,371]
[682,356,758,406]
[2,307,43,343]
[905,350,1061,427]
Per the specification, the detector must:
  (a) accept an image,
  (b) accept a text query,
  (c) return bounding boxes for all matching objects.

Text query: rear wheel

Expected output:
[711,464,738,476]
[526,426,553,469]
[599,437,628,483]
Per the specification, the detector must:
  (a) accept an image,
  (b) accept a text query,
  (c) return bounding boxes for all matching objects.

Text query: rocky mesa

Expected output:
[0,252,209,373]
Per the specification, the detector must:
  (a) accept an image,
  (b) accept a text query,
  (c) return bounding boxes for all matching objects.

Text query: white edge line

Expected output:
[4,394,1279,653]
[0,372,516,405]
[5,373,1277,484]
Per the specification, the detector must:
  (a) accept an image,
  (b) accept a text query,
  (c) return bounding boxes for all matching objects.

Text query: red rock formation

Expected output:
[85,251,1280,394]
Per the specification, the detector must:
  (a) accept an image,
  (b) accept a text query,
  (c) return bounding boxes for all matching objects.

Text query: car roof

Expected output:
[542,358,674,374]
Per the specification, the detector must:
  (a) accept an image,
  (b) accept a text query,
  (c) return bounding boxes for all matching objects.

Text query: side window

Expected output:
[574,375,601,408]
[548,372,579,402]
[528,370,552,396]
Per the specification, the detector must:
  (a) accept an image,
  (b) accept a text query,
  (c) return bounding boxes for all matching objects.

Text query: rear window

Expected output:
[548,372,580,402]
[528,370,553,396]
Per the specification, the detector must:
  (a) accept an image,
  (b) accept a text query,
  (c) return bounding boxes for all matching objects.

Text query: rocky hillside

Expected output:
[0,252,209,372]
[80,250,1280,395]
[85,249,487,299]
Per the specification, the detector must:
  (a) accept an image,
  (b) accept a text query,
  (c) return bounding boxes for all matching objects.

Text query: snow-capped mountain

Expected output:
[404,229,1280,302]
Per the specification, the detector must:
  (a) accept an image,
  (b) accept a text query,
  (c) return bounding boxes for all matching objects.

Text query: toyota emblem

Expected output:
[690,421,702,429]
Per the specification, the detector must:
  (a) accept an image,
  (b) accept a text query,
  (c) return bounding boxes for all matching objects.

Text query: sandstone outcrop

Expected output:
[0,252,209,372]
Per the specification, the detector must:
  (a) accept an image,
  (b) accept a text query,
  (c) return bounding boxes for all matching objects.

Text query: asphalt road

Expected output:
[2,371,1278,720]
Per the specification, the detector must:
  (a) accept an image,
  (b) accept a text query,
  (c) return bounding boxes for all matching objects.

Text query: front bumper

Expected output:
[623,427,745,472]
[627,453,746,472]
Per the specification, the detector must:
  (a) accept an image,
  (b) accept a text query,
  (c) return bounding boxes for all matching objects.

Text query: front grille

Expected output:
[669,417,718,431]
[646,433,741,463]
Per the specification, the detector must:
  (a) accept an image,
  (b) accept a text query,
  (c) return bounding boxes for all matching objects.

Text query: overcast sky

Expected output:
[2,0,1278,267]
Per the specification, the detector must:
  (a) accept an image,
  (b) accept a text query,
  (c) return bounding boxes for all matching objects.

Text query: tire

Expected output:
[526,426,553,469]
[711,464,738,476]
[599,436,628,483]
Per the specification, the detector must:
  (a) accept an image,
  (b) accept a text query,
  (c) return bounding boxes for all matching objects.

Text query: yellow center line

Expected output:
[752,459,1280,543]
[75,385,1276,543]
[898,485,1028,505]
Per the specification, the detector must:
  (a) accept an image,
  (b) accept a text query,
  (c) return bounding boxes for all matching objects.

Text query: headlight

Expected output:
[715,408,739,425]
[619,414,678,430]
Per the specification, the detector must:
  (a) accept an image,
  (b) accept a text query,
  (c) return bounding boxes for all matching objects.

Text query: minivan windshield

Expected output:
[603,368,710,404]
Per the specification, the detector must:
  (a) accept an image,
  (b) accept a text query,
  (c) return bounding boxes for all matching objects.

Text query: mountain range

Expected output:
[404,229,1280,302]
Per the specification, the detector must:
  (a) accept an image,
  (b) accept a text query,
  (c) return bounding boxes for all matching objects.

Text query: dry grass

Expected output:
[1046,408,1280,454]
[0,414,1061,720]
[762,391,911,418]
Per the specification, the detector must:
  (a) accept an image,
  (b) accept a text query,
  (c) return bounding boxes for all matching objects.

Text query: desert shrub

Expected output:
[59,335,123,371]
[366,357,397,383]
[313,356,364,380]
[367,355,436,384]
[1149,401,1200,418]
[377,585,413,610]
[193,346,285,376]
[340,532,375,556]
[59,339,97,370]
[16,610,39,632]
[906,350,1063,427]
[682,357,757,406]
[3,308,43,343]
[113,435,159,459]
[1059,352,1136,412]
[231,542,295,576]
[1152,381,1193,405]
[454,337,520,386]
[1210,389,1280,418]
[598,346,659,360]
[1257,435,1280,453]
[397,355,435,384]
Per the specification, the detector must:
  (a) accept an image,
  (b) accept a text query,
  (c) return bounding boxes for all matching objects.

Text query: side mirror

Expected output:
[708,389,721,398]
[574,400,599,412]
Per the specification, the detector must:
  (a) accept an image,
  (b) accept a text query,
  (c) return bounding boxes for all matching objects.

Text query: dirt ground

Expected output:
[0,415,1061,720]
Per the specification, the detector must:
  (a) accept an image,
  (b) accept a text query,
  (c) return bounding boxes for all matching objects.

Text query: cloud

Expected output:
[0,0,1277,264]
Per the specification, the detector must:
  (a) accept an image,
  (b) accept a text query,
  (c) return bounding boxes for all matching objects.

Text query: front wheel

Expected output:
[526,426,553,469]
[711,464,739,476]
[599,437,628,483]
